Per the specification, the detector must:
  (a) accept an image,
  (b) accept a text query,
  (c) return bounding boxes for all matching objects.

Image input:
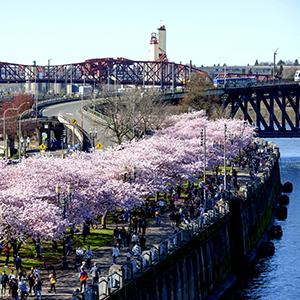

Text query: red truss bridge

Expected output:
[0,57,209,87]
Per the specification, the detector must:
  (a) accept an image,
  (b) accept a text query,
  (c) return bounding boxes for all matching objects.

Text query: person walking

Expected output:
[85,246,93,270]
[27,268,35,296]
[90,263,101,285]
[10,279,18,300]
[132,243,141,258]
[8,270,15,296]
[33,273,42,300]
[113,226,119,244]
[15,255,22,276]
[48,270,56,293]
[141,217,148,235]
[0,270,9,297]
[4,244,11,267]
[140,235,146,251]
[169,211,176,228]
[112,244,120,264]
[126,249,131,262]
[78,266,88,293]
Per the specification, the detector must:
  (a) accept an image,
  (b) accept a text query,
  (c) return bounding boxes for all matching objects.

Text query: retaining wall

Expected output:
[107,140,281,300]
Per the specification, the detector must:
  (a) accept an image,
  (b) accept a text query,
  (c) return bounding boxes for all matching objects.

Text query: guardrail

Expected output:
[57,113,83,152]
[69,204,229,300]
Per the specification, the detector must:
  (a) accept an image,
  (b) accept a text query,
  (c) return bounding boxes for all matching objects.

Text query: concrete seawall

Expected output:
[108,139,281,300]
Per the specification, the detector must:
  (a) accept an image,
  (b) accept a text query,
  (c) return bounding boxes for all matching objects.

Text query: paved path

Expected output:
[37,163,256,300]
[15,144,271,299]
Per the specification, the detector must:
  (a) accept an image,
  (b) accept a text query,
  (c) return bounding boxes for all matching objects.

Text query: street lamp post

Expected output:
[3,107,20,158]
[89,128,98,148]
[48,59,52,94]
[224,124,227,196]
[200,128,207,208]
[55,184,73,262]
[17,102,30,161]
[273,48,279,84]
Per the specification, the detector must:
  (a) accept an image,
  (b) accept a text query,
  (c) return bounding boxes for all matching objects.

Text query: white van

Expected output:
[294,70,300,82]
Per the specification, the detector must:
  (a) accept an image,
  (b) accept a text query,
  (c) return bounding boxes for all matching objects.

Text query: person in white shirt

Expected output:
[112,245,120,264]
[132,244,141,257]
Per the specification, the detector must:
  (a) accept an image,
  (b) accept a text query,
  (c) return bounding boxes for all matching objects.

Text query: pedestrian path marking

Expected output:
[97,142,103,150]
[72,119,77,125]
[40,143,46,151]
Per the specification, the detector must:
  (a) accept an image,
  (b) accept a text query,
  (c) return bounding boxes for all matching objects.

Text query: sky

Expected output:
[1,0,299,67]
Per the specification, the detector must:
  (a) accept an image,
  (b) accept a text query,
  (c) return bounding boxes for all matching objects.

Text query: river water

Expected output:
[222,138,300,300]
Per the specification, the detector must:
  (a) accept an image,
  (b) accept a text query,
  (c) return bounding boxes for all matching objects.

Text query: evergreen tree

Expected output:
[294,59,299,66]
[254,59,259,66]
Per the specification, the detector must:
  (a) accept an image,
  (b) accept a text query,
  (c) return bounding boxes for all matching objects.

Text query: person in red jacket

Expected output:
[4,244,11,267]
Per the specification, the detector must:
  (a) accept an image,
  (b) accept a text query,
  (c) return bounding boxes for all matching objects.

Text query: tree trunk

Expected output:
[101,215,107,229]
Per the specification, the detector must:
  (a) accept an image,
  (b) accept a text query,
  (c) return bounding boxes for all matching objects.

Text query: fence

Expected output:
[69,205,229,300]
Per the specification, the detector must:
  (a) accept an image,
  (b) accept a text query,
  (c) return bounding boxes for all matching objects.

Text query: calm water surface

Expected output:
[222,138,300,300]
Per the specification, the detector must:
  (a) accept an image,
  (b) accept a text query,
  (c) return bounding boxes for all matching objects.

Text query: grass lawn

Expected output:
[0,228,114,275]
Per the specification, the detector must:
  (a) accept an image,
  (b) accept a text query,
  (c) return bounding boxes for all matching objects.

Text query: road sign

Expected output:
[40,143,46,151]
[72,119,77,125]
[97,142,103,150]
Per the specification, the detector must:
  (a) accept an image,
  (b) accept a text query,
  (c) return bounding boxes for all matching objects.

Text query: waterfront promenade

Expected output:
[32,163,254,300]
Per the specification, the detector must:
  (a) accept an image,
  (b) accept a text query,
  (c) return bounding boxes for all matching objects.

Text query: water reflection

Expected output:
[221,139,300,300]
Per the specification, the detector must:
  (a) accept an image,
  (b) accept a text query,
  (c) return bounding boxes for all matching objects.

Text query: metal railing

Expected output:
[68,206,229,300]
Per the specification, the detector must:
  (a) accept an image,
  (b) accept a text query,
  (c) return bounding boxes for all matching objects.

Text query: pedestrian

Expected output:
[138,217,143,233]
[125,231,131,248]
[10,279,18,300]
[141,217,147,235]
[131,233,139,244]
[33,266,40,279]
[174,193,178,207]
[85,246,93,269]
[169,211,176,228]
[4,244,11,267]
[80,261,87,271]
[132,243,141,258]
[117,232,122,248]
[48,270,57,293]
[19,280,29,299]
[120,226,126,247]
[175,212,181,229]
[112,244,120,264]
[140,235,146,251]
[78,266,88,293]
[0,270,9,297]
[8,270,15,296]
[126,249,131,262]
[113,226,119,244]
[33,273,42,300]
[15,254,22,276]
[90,263,101,285]
[27,268,35,296]
[66,236,72,255]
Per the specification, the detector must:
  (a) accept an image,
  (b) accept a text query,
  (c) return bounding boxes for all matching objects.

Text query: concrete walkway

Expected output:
[35,163,257,300]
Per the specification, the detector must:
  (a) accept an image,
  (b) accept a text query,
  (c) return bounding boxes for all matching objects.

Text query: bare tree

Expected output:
[94,89,175,144]
[180,73,223,119]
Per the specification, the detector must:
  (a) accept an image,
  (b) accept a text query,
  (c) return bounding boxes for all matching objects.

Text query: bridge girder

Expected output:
[224,84,300,138]
[0,58,210,87]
